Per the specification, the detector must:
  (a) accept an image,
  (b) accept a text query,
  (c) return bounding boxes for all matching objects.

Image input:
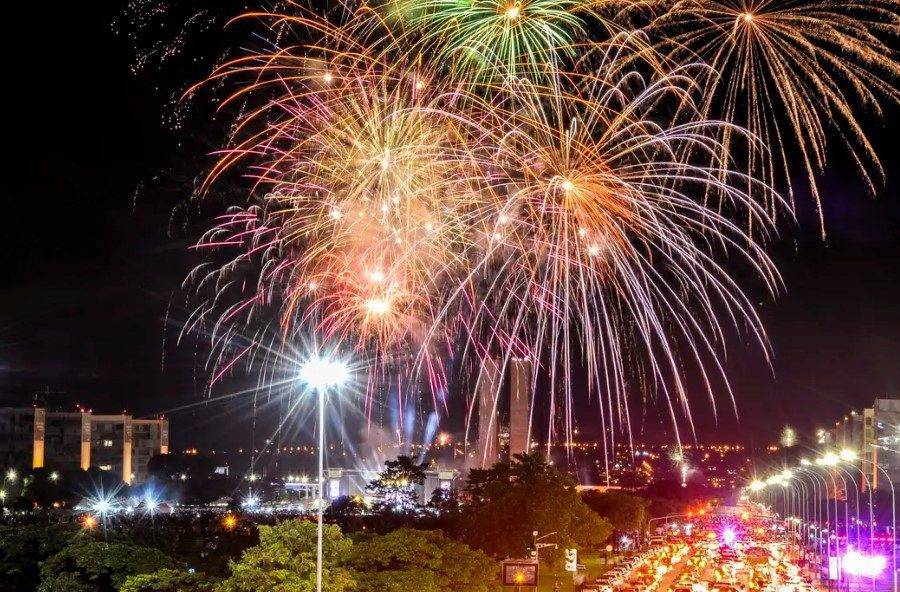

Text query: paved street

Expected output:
[584,503,824,592]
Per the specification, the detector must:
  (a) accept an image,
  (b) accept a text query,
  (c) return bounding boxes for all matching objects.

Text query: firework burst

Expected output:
[181,8,788,451]
[382,0,595,81]
[461,63,783,444]
[651,0,900,234]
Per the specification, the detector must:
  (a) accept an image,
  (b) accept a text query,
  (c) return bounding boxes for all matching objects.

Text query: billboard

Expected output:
[502,560,539,587]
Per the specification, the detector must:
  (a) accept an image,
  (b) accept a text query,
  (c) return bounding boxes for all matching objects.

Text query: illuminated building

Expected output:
[827,396,899,492]
[0,406,168,485]
[283,467,459,504]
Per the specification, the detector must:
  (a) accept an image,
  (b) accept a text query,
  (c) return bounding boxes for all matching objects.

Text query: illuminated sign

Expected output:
[501,560,538,586]
[842,551,886,577]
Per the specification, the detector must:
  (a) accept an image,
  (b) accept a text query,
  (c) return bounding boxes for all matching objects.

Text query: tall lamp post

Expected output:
[299,357,350,592]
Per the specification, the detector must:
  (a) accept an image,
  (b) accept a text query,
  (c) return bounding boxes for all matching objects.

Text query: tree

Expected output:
[35,572,94,592]
[0,524,80,592]
[326,495,366,519]
[38,541,176,592]
[427,486,460,515]
[120,568,217,592]
[349,528,500,592]
[457,452,612,559]
[212,518,500,592]
[217,519,355,592]
[366,456,427,514]
[581,490,650,532]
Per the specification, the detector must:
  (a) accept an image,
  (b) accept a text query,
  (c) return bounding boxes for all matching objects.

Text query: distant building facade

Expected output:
[283,468,460,504]
[472,358,502,470]
[0,406,168,485]
[828,396,899,493]
[468,357,536,471]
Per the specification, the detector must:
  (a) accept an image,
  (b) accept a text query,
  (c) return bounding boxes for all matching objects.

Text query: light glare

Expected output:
[299,357,350,391]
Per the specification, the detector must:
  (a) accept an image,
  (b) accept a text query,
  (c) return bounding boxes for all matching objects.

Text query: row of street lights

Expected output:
[746,448,896,592]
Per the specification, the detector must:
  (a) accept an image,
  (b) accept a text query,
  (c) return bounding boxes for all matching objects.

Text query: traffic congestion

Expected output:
[582,503,818,592]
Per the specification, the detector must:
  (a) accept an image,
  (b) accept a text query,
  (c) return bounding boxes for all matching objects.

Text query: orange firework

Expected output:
[651,0,900,234]
[182,4,792,448]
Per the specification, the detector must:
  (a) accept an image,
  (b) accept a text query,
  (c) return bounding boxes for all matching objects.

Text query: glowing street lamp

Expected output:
[839,449,857,462]
[299,356,350,592]
[5,469,17,482]
[818,452,840,466]
[299,358,350,393]
[842,549,887,577]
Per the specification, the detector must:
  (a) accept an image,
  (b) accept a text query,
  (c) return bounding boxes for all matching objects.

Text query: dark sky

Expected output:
[3,1,898,450]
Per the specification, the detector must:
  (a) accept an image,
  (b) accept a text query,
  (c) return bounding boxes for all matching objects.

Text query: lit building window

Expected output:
[102,439,114,447]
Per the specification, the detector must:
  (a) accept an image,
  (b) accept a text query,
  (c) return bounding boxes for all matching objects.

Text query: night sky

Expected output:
[3,1,899,451]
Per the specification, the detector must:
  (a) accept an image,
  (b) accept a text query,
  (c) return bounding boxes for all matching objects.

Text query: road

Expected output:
[586,502,823,592]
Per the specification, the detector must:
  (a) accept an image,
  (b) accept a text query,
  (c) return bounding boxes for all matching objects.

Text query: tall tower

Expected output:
[473,357,501,469]
[509,358,532,457]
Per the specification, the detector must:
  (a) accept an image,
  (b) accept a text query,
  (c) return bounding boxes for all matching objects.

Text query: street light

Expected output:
[299,356,350,592]
[818,452,840,466]
[869,445,897,592]
[839,448,857,462]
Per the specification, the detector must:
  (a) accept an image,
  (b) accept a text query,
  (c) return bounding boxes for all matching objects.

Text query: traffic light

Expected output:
[564,548,578,572]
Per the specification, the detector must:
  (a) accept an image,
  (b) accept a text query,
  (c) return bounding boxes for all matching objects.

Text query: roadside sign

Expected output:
[565,548,578,572]
[502,560,539,586]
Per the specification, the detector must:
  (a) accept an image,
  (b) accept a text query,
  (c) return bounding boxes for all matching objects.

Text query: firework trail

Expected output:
[650,0,900,234]
[164,0,895,460]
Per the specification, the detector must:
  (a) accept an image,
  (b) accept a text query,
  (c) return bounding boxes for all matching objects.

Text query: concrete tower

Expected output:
[508,358,532,457]
[473,357,501,469]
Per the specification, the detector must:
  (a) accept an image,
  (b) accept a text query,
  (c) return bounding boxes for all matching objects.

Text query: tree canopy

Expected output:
[456,452,612,559]
[0,524,81,592]
[38,540,176,592]
[120,568,217,592]
[366,455,428,514]
[581,490,650,532]
[213,519,499,592]
[349,529,500,592]
[217,520,355,592]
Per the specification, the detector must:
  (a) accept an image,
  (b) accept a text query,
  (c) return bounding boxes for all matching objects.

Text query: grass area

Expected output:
[535,553,623,592]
